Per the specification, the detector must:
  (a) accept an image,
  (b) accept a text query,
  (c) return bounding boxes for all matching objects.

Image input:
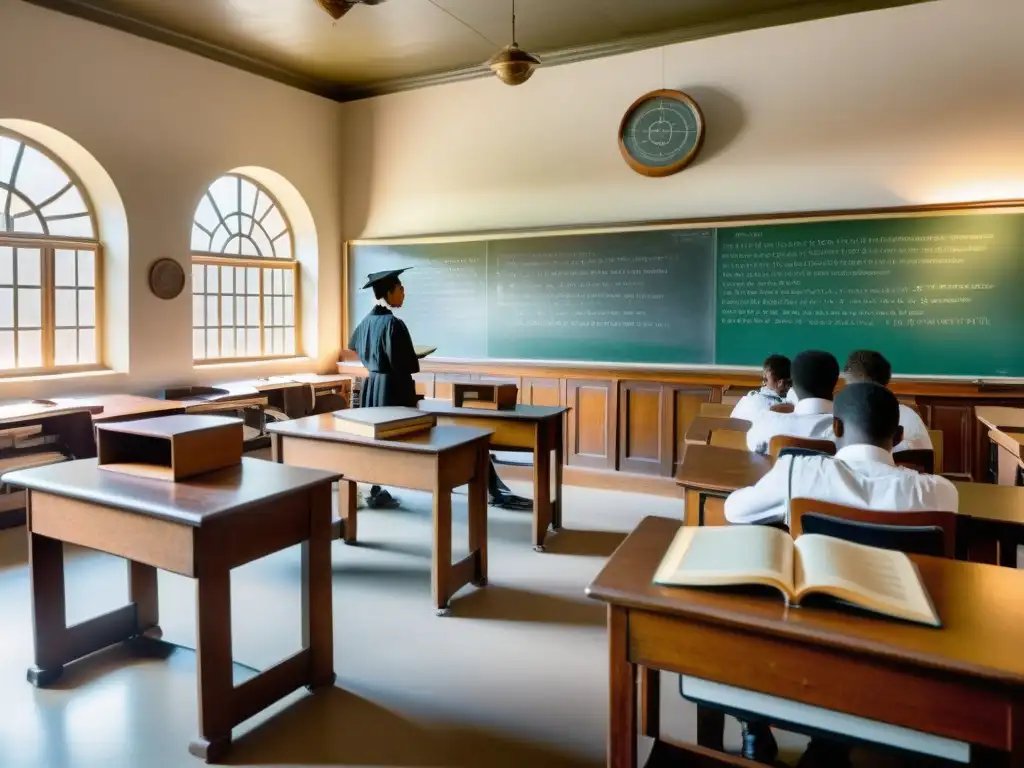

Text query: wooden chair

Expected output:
[700,402,734,419]
[789,498,957,559]
[769,402,794,413]
[767,435,835,459]
[708,429,749,450]
[893,449,934,474]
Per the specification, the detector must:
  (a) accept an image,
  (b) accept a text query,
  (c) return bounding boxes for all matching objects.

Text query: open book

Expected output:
[654,526,939,627]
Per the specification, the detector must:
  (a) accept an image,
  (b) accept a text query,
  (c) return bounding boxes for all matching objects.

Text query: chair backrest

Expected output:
[709,429,749,450]
[778,447,831,459]
[789,498,956,559]
[893,449,935,475]
[768,435,836,459]
[700,402,734,419]
[769,403,795,414]
[928,430,944,475]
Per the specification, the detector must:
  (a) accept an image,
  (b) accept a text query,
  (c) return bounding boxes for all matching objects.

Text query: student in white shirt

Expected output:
[842,349,932,452]
[730,354,791,421]
[725,382,958,767]
[745,350,840,453]
[727,382,958,526]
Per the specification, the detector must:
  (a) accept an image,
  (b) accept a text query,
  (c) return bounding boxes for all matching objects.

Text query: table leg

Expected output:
[432,488,453,616]
[128,561,161,639]
[696,706,726,752]
[640,667,660,739]
[189,567,233,762]
[552,420,564,531]
[608,605,637,768]
[533,426,552,552]
[468,444,489,588]
[28,532,67,686]
[302,484,335,690]
[339,479,358,544]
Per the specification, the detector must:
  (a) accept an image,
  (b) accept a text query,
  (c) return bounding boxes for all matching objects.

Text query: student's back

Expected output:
[746,350,839,453]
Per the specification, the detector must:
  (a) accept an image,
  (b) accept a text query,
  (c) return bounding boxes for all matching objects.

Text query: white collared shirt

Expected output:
[724,444,959,526]
[896,403,932,452]
[745,398,835,454]
[786,388,800,405]
[730,387,785,422]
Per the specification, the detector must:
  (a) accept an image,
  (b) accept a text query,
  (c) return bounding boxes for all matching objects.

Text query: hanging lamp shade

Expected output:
[487,43,541,86]
[315,0,353,19]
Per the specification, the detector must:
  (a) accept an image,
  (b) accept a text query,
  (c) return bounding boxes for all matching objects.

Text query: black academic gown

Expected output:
[349,305,419,408]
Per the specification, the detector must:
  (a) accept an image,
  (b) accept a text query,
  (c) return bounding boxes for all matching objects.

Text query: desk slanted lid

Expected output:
[588,516,1024,687]
[268,413,492,453]
[418,399,568,420]
[675,443,772,493]
[2,457,340,527]
[95,413,240,439]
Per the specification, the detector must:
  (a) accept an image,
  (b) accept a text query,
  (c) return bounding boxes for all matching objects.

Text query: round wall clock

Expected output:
[618,89,705,178]
[149,258,185,300]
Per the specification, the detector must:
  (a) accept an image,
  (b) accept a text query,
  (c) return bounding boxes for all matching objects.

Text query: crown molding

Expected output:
[23,0,934,103]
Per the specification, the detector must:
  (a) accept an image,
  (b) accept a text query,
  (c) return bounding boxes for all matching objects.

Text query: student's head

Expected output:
[372,275,405,308]
[790,350,840,401]
[761,354,791,397]
[832,382,904,452]
[843,350,892,387]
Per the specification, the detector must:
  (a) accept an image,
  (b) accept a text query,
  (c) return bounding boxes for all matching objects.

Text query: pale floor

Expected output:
[0,476,921,768]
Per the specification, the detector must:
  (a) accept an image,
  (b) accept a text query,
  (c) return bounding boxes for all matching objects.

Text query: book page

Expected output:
[794,535,939,626]
[654,526,795,596]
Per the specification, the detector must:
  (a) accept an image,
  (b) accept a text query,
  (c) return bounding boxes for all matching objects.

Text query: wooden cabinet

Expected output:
[674,387,713,473]
[918,401,975,478]
[566,379,616,469]
[522,377,563,407]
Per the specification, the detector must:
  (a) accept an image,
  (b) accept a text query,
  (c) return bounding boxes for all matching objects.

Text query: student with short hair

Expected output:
[745,350,840,454]
[727,382,958,526]
[730,354,791,421]
[843,349,931,451]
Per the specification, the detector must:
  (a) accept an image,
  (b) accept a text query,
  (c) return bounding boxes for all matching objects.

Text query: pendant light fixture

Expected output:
[315,0,386,21]
[486,0,540,86]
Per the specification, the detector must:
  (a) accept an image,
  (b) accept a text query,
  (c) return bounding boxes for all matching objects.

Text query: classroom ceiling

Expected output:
[27,0,933,101]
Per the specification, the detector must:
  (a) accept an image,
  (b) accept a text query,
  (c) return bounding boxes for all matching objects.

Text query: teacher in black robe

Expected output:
[349,268,531,511]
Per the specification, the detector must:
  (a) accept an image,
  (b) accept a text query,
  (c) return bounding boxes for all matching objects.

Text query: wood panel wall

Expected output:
[366,362,1024,488]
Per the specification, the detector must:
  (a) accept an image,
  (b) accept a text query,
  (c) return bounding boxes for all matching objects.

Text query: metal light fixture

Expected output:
[486,0,540,86]
[315,0,386,21]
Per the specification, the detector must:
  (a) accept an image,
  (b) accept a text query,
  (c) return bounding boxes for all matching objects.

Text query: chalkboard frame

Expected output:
[345,197,1024,381]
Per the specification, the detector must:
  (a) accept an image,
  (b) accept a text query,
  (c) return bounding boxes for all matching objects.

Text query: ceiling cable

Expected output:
[424,0,501,48]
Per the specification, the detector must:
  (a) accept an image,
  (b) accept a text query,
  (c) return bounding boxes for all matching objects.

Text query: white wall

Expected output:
[0,0,344,399]
[341,0,1024,239]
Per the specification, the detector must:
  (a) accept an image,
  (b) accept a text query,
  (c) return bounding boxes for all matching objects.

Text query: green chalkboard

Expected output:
[348,205,1024,377]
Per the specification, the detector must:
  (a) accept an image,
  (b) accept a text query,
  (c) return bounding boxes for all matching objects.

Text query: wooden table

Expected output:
[683,416,751,446]
[975,406,1024,484]
[53,394,186,423]
[418,399,569,551]
[675,444,772,526]
[587,516,1024,768]
[1,457,339,763]
[954,480,1024,567]
[267,415,492,614]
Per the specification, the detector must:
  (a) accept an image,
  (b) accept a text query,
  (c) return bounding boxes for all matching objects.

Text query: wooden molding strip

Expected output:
[24,0,932,103]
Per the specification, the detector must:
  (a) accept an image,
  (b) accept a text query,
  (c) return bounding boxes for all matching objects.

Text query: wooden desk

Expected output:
[675,444,772,526]
[418,399,569,551]
[988,429,1024,487]
[587,516,1024,768]
[954,481,1024,567]
[165,384,269,414]
[53,394,186,423]
[288,373,353,394]
[975,406,1024,432]
[683,416,751,446]
[267,415,491,614]
[976,407,1024,484]
[2,457,339,763]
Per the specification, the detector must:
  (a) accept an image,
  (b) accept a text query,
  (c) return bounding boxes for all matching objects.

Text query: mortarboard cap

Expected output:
[362,268,410,290]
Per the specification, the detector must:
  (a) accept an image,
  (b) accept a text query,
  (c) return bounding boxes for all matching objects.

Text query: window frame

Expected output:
[0,129,104,377]
[190,174,301,364]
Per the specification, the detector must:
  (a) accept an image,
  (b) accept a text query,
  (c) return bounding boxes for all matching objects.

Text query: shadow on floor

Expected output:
[450,585,604,626]
[227,685,600,768]
[543,529,627,558]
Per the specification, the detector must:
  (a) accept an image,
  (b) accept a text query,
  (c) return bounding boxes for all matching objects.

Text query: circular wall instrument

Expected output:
[148,258,186,300]
[619,90,705,178]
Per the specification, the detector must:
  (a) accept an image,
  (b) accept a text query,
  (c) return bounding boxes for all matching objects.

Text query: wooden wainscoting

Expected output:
[618,381,673,476]
[566,379,617,470]
[521,377,563,407]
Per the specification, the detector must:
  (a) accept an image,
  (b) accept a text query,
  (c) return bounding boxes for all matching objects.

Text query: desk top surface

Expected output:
[684,416,752,443]
[675,444,772,492]
[0,402,93,425]
[588,516,1024,686]
[975,406,1024,431]
[1,457,339,527]
[418,399,568,421]
[953,481,1024,525]
[55,394,185,422]
[220,377,305,393]
[267,414,492,453]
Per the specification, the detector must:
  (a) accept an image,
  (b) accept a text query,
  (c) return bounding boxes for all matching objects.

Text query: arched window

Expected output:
[0,130,100,372]
[191,174,298,361]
